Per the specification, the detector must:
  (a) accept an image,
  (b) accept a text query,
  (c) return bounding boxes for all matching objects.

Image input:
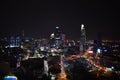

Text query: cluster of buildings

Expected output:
[0,26,120,57]
[0,25,120,80]
[0,27,65,54]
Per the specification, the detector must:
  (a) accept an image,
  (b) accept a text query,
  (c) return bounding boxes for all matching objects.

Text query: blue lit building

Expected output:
[9,36,21,47]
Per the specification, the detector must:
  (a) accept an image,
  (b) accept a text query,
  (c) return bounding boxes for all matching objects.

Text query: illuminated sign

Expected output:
[4,76,17,80]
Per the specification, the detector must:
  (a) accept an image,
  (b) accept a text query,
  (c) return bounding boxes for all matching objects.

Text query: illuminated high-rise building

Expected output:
[20,30,25,48]
[49,27,64,49]
[50,33,55,39]
[54,27,62,48]
[49,33,55,48]
[9,36,20,47]
[61,34,66,46]
[80,24,86,52]
[55,27,61,40]
[15,36,21,47]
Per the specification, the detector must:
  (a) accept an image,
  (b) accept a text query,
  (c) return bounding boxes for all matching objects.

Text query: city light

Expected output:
[4,76,17,80]
[0,26,120,80]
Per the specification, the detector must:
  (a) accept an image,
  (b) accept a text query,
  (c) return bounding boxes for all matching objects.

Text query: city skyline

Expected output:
[0,0,119,40]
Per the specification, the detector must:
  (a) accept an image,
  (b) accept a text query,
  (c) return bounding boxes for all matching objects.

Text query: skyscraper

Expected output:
[80,24,86,52]
[61,34,66,46]
[54,27,62,49]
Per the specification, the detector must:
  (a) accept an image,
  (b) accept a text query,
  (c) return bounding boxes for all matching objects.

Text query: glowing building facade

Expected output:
[80,24,86,52]
[54,27,62,49]
[9,36,21,47]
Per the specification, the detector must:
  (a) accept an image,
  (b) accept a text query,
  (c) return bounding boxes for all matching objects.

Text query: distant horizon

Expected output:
[0,1,119,40]
[0,31,120,41]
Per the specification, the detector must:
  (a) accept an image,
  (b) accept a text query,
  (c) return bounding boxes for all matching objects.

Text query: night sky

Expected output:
[0,0,119,40]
